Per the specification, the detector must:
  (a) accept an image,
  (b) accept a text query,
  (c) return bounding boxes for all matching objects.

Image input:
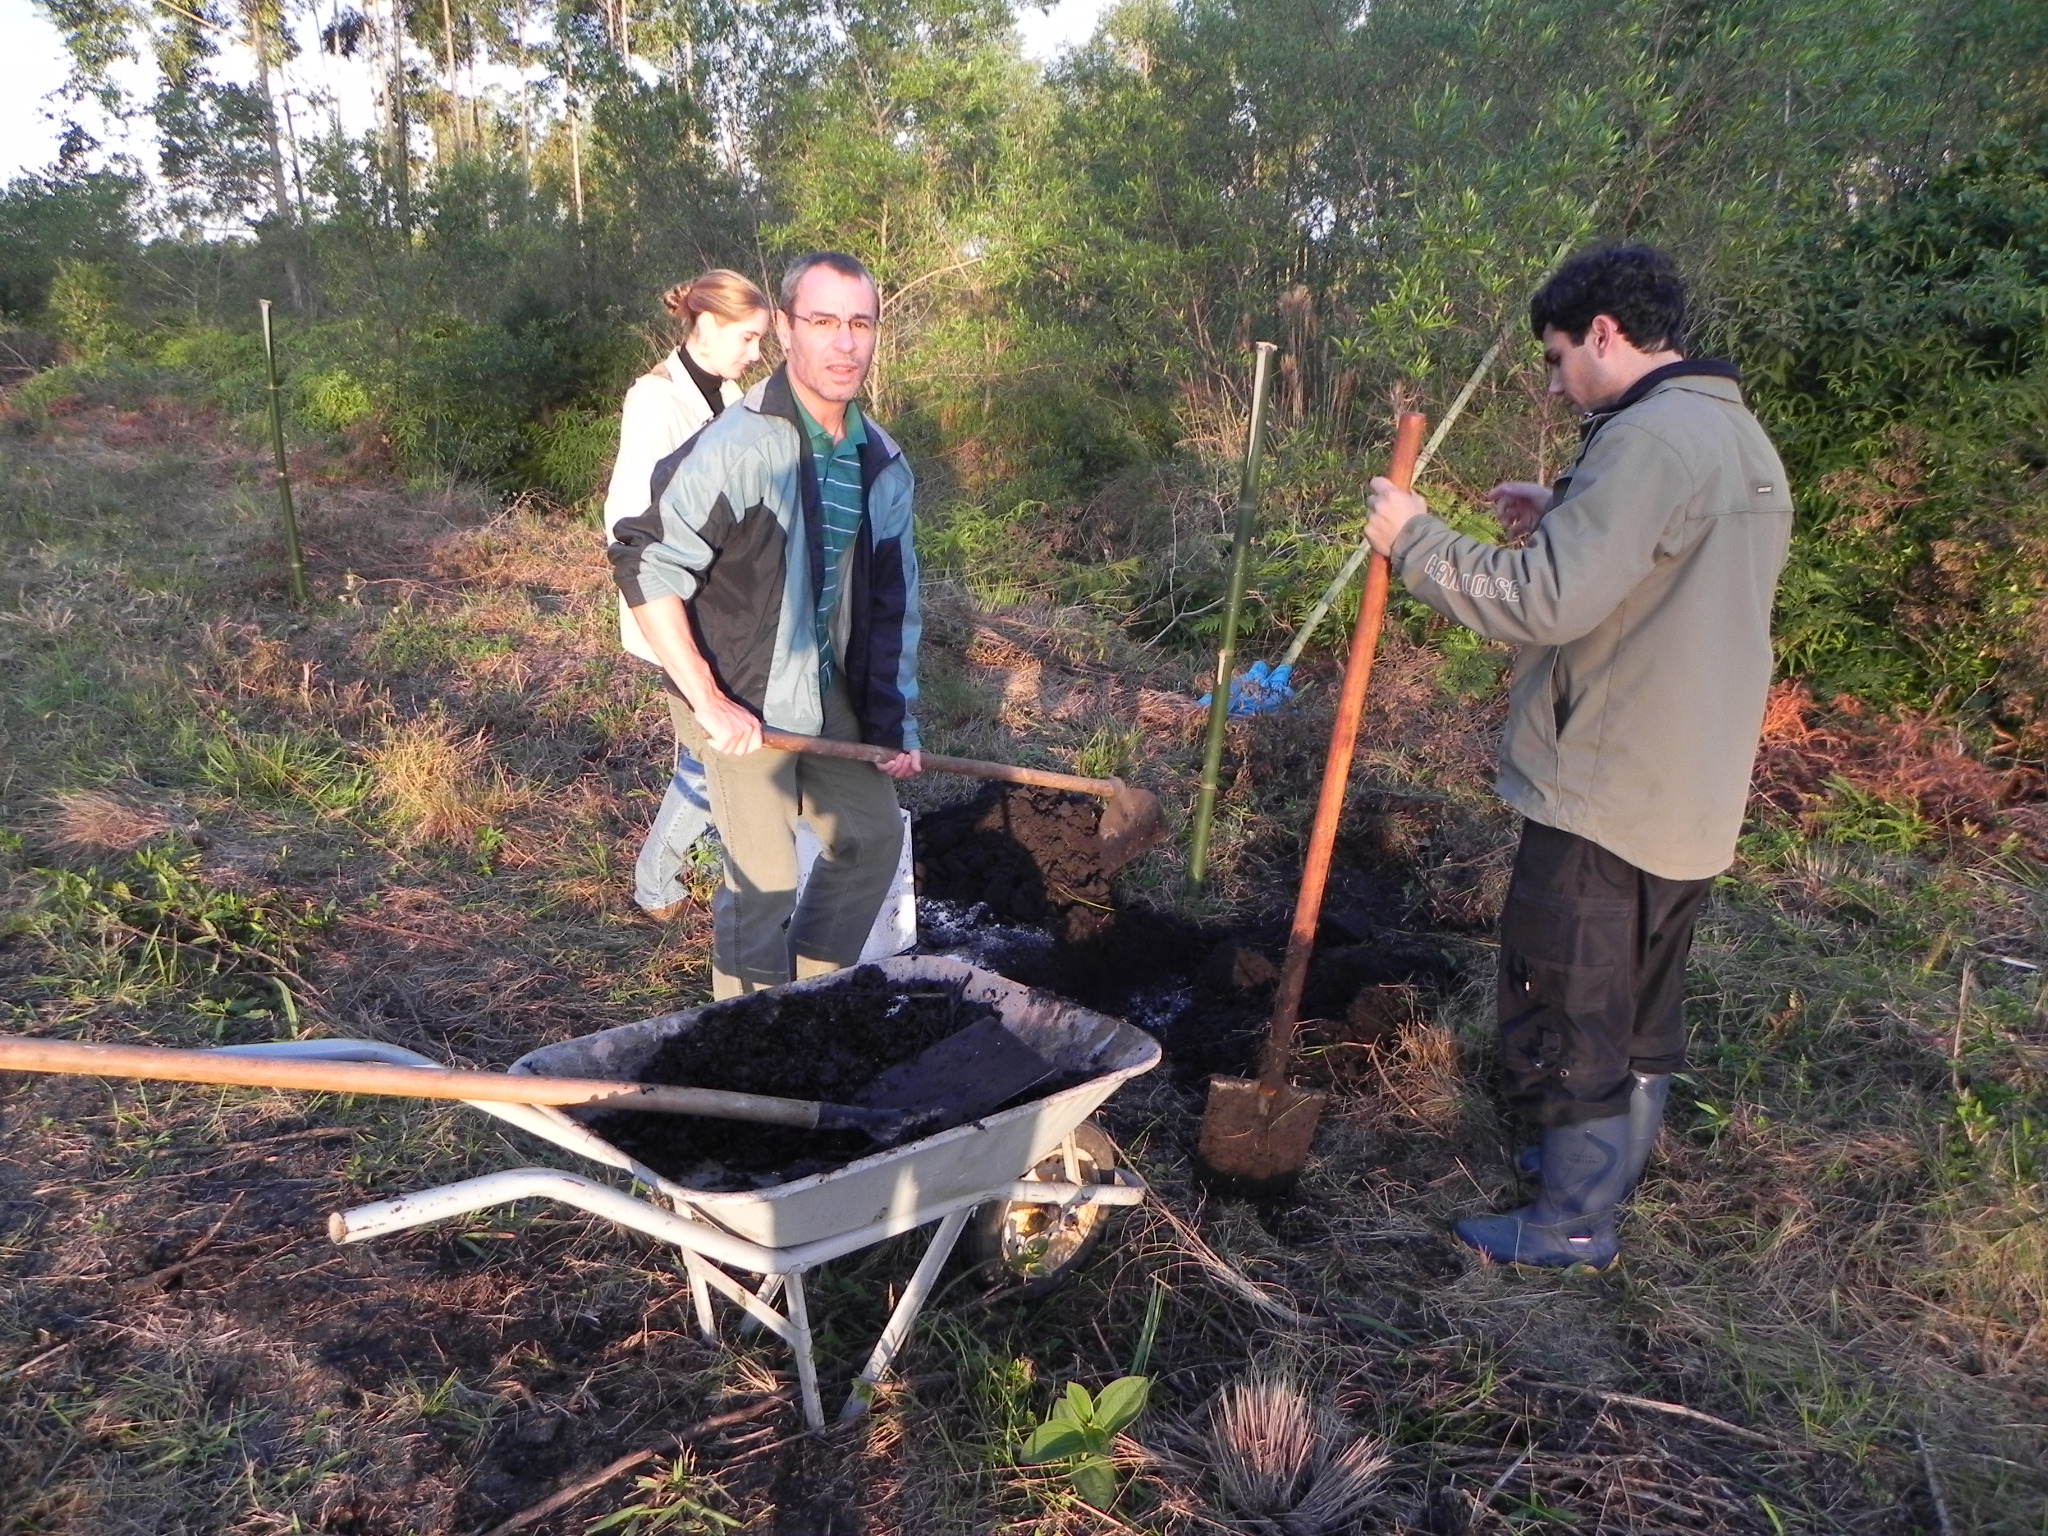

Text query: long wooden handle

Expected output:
[0,1035,858,1130]
[758,727,1129,800]
[1260,411,1428,1088]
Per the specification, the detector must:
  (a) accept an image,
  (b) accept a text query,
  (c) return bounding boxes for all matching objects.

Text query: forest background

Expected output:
[5,0,2047,741]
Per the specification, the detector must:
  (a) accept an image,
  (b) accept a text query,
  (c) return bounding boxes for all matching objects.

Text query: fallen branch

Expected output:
[480,1397,788,1536]
[1916,1430,1957,1536]
[127,1192,244,1293]
[1576,1386,1781,1448]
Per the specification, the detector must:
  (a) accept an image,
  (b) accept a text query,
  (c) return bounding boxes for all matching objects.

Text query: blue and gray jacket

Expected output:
[608,367,922,752]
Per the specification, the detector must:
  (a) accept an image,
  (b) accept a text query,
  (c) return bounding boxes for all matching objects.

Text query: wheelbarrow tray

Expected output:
[506,955,1160,1251]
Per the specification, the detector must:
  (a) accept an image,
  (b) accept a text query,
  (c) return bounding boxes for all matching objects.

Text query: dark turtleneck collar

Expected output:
[674,343,729,418]
[1579,357,1741,438]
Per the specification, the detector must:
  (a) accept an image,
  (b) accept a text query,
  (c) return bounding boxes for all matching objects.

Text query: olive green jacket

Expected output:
[1389,367,1793,879]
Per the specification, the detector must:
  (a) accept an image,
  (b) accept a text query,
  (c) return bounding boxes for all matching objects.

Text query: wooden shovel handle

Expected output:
[0,1035,846,1129]
[758,727,1128,801]
[1260,411,1428,1088]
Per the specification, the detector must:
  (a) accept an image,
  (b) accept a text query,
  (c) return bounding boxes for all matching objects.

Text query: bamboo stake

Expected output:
[1188,341,1279,889]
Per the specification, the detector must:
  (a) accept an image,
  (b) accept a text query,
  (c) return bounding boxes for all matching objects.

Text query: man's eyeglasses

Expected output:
[789,311,879,337]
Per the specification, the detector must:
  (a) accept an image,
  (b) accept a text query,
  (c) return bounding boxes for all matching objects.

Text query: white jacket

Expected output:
[602,351,741,663]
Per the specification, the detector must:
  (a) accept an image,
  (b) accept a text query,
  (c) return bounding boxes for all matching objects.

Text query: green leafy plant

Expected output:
[586,1451,740,1535]
[25,845,329,1018]
[1809,774,1933,854]
[47,257,128,361]
[1018,1375,1149,1510]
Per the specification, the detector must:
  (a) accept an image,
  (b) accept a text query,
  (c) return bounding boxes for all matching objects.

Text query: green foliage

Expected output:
[12,356,172,416]
[1809,775,1936,854]
[180,716,370,815]
[47,258,129,361]
[1746,137,2048,737]
[382,309,634,488]
[1018,1375,1148,1510]
[1433,625,1512,700]
[585,1451,740,1534]
[295,366,373,433]
[529,406,618,504]
[154,327,268,414]
[0,164,139,318]
[19,844,329,1019]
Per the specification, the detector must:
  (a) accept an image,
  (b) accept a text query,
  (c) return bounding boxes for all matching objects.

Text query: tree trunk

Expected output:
[248,4,305,310]
[569,97,585,227]
[438,0,462,157]
[387,0,411,233]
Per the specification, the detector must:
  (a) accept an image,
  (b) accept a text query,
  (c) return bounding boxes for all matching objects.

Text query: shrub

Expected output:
[529,405,618,504]
[156,326,268,415]
[46,257,130,361]
[1743,136,2048,743]
[297,366,375,433]
[13,356,175,415]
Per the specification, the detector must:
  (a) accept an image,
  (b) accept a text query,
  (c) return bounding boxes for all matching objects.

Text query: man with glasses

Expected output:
[1363,246,1792,1269]
[610,251,922,997]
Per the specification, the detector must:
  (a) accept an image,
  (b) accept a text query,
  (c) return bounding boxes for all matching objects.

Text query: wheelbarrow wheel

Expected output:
[963,1122,1118,1298]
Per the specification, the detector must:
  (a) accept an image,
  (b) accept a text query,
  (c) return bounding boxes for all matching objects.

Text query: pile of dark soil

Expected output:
[912,784,1116,939]
[586,966,1010,1189]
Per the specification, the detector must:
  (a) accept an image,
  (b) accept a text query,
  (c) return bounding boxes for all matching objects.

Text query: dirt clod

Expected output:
[912,784,1116,938]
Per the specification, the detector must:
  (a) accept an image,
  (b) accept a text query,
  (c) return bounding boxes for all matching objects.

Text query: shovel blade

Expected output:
[853,1017,1057,1131]
[1195,1074,1328,1197]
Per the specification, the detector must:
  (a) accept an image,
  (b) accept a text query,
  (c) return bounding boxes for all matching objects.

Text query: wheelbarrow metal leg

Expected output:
[783,1269,823,1430]
[840,1206,972,1422]
[681,1251,717,1342]
[738,1273,786,1336]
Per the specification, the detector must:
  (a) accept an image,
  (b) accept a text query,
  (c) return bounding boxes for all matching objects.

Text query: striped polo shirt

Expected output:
[797,398,867,689]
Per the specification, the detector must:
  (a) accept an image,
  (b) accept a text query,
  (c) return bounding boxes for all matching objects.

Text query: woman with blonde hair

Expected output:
[604,268,772,917]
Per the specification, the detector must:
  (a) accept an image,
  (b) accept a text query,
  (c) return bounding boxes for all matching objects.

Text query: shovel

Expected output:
[0,1026,1054,1147]
[1195,410,1428,1196]
[758,728,1168,871]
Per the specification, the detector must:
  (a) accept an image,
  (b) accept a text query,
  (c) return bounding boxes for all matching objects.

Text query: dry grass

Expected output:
[37,789,181,856]
[4,389,2047,1535]
[367,713,528,849]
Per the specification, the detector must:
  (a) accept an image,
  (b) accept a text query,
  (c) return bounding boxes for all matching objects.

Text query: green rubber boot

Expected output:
[1464,1075,1670,1270]
[1515,1073,1670,1179]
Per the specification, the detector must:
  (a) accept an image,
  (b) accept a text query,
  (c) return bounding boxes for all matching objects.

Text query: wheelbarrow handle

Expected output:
[758,727,1129,801]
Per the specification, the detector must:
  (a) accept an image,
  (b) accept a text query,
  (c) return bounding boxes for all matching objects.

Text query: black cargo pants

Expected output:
[1496,820,1713,1129]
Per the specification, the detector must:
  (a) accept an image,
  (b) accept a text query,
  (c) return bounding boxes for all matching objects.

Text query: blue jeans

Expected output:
[633,747,717,911]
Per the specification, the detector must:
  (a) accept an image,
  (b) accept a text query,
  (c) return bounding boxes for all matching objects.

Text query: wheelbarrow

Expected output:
[299,956,1158,1429]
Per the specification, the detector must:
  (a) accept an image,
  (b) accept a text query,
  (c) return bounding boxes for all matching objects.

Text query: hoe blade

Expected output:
[1195,1074,1328,1197]
[1096,782,1168,870]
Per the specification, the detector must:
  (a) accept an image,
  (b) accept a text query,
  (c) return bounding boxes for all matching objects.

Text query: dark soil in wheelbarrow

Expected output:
[912,784,1458,1086]
[585,966,1090,1189]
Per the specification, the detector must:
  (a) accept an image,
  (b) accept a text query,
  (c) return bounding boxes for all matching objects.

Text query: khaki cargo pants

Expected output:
[670,682,904,998]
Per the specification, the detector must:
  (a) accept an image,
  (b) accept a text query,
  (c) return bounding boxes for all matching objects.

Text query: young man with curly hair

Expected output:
[1366,246,1794,1268]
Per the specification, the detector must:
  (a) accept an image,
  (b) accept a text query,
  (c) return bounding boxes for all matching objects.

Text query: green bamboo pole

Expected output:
[1187,341,1279,890]
[258,299,308,606]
